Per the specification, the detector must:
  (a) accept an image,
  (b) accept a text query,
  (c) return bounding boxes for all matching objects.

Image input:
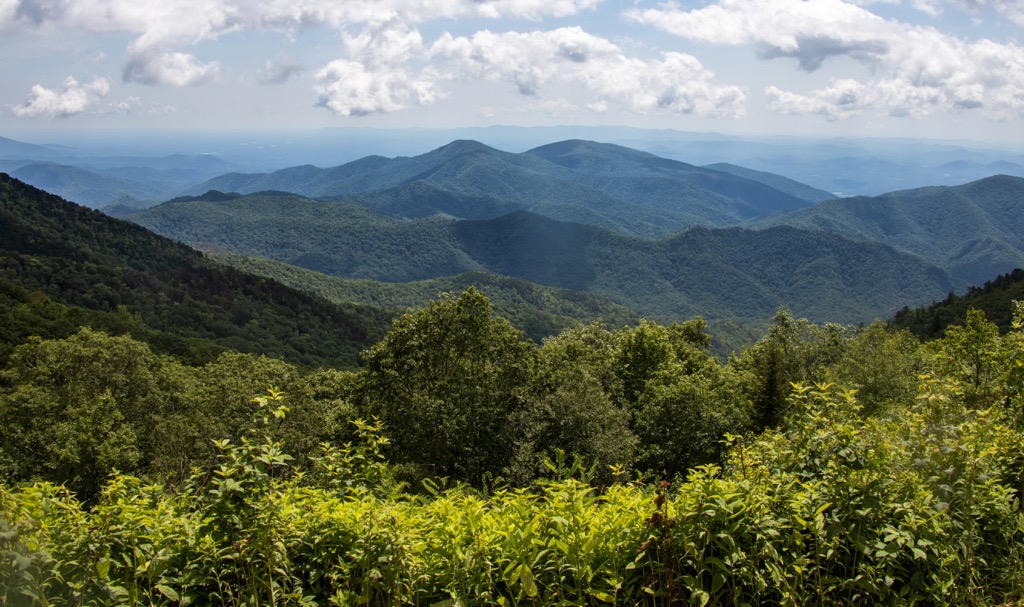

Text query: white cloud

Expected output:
[625,0,892,72]
[625,0,1024,120]
[0,0,603,91]
[111,96,177,114]
[312,22,745,118]
[312,19,443,116]
[313,59,440,116]
[11,76,110,118]
[432,27,747,116]
[123,46,220,86]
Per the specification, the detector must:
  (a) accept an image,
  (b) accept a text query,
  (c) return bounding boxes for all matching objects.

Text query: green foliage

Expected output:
[532,323,636,482]
[892,268,1024,339]
[130,189,954,325]
[355,287,539,486]
[826,321,923,416]
[0,329,364,501]
[0,328,180,501]
[4,281,1024,605]
[732,309,850,429]
[3,371,1023,606]
[0,173,378,369]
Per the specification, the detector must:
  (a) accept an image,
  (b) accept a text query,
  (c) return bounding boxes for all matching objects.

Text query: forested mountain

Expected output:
[750,175,1024,285]
[0,173,385,367]
[9,162,174,208]
[702,162,838,203]
[7,153,237,210]
[891,268,1024,338]
[184,139,814,237]
[128,191,955,324]
[213,254,639,342]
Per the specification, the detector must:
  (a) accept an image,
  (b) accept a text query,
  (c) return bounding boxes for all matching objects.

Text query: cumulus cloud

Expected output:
[625,0,1024,120]
[0,0,604,91]
[313,60,440,116]
[123,46,220,86]
[312,19,443,116]
[11,76,110,118]
[432,27,746,116]
[311,21,745,118]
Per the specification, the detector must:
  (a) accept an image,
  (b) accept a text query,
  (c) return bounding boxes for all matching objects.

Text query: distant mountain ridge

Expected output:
[184,139,817,238]
[749,175,1024,285]
[702,163,837,203]
[128,190,956,324]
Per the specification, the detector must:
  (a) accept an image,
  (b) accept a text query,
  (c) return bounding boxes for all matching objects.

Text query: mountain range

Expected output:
[5,134,1024,344]
[749,175,1024,285]
[125,189,955,324]
[179,139,821,238]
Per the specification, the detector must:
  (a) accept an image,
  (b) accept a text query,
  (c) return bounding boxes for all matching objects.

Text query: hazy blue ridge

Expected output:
[748,175,1024,286]
[182,139,815,238]
[702,162,838,203]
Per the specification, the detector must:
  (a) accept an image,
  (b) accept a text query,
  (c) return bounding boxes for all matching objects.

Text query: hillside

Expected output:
[0,173,386,368]
[9,162,174,208]
[703,162,838,203]
[128,191,955,324]
[212,254,640,342]
[186,139,815,237]
[890,268,1024,338]
[750,175,1024,285]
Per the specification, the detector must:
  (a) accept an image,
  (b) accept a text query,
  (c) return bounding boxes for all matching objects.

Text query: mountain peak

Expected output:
[432,139,496,155]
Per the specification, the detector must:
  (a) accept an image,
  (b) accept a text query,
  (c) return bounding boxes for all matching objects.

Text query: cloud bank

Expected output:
[4,0,1023,123]
[625,0,1024,120]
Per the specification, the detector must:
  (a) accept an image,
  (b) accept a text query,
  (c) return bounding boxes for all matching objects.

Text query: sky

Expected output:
[1,0,1023,144]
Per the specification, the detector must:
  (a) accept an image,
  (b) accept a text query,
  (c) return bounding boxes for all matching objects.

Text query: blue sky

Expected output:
[1,0,1023,143]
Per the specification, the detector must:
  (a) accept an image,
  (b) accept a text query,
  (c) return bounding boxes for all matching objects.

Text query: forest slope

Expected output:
[890,268,1024,338]
[213,254,640,343]
[128,192,955,324]
[750,175,1024,285]
[0,174,384,367]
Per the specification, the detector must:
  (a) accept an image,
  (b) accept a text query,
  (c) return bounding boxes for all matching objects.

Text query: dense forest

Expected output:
[2,285,1023,605]
[892,268,1024,338]
[126,191,953,324]
[2,170,1024,605]
[0,174,388,368]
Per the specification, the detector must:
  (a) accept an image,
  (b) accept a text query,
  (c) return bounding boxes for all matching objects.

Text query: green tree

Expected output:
[633,359,754,476]
[355,288,538,485]
[532,323,635,481]
[0,328,185,500]
[826,321,922,417]
[927,307,1006,408]
[731,309,849,429]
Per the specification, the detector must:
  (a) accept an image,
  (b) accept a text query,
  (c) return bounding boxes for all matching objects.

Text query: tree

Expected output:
[826,321,922,417]
[0,328,185,500]
[532,323,635,480]
[354,288,538,485]
[927,307,1005,408]
[731,309,848,429]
